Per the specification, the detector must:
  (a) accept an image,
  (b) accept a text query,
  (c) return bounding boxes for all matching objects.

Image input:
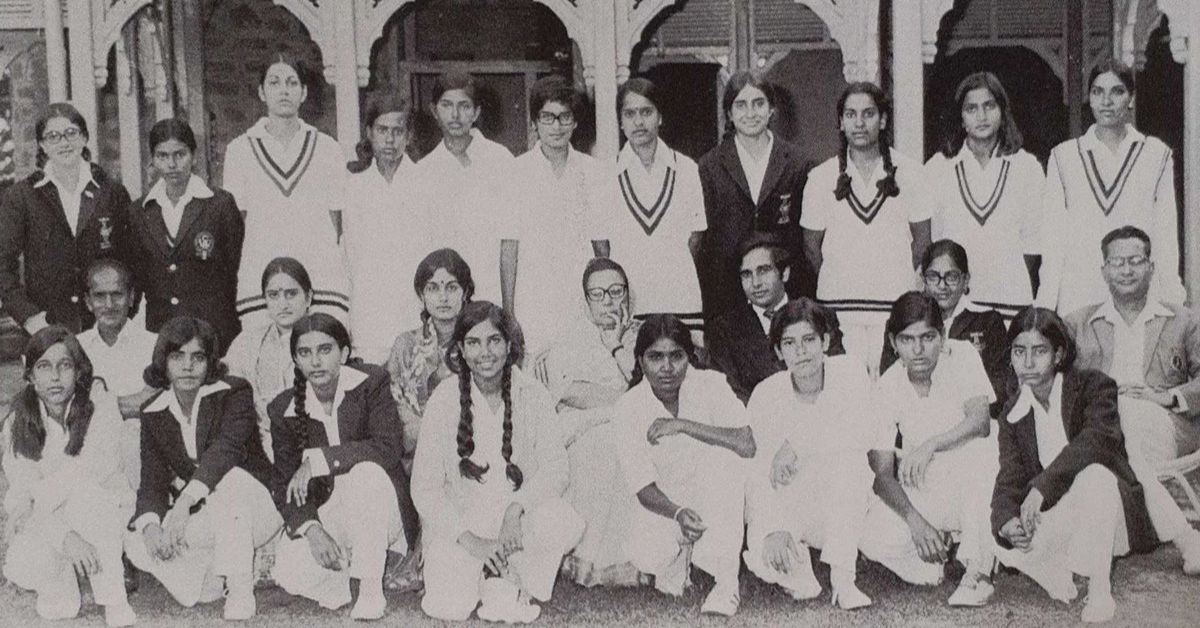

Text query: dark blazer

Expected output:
[134,376,273,526]
[267,364,419,546]
[880,306,1011,414]
[130,187,244,353]
[991,368,1157,553]
[0,164,133,331]
[698,134,814,318]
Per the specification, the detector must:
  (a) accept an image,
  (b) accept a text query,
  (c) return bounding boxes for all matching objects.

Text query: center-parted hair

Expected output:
[287,313,354,444]
[148,118,198,154]
[348,92,413,174]
[35,102,92,168]
[260,256,313,295]
[921,238,970,275]
[885,291,945,339]
[628,313,698,389]
[413,248,475,322]
[940,71,1023,158]
[144,316,228,389]
[834,82,899,202]
[9,327,95,461]
[448,301,525,488]
[1006,306,1077,373]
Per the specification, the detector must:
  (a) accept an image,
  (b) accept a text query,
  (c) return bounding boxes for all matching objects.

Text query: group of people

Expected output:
[0,49,1197,626]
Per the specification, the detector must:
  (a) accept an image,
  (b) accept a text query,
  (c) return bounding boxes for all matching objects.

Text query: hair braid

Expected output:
[833,135,851,201]
[290,366,311,444]
[500,364,523,489]
[457,367,488,482]
[877,143,900,198]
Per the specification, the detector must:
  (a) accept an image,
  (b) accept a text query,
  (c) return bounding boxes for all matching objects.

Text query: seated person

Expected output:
[269,314,420,620]
[2,327,135,626]
[860,292,997,607]
[125,316,280,620]
[744,298,875,609]
[995,307,1160,623]
[1064,225,1200,575]
[880,239,1008,413]
[537,257,641,587]
[412,302,583,623]
[706,233,842,403]
[616,314,755,616]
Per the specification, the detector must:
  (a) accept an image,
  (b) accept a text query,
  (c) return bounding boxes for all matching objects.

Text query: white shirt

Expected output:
[142,174,215,239]
[38,399,71,463]
[283,367,369,477]
[77,323,158,397]
[735,132,774,204]
[34,159,95,234]
[1007,375,1069,468]
[750,295,788,335]
[801,148,931,303]
[1088,298,1175,386]
[609,140,707,315]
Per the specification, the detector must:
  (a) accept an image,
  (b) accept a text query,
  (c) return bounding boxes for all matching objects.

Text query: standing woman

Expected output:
[268,314,419,620]
[995,307,1157,623]
[412,301,583,623]
[2,327,135,626]
[0,102,133,334]
[1039,60,1183,314]
[801,82,932,369]
[698,71,813,320]
[225,257,314,459]
[344,94,429,363]
[130,118,244,352]
[926,72,1044,317]
[222,53,350,328]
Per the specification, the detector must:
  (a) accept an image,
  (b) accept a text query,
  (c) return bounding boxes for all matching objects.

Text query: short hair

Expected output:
[739,232,790,272]
[722,71,774,118]
[1100,225,1152,258]
[1007,306,1077,372]
[529,75,582,121]
[260,257,313,295]
[886,291,945,339]
[84,257,134,293]
[1089,59,1136,94]
[768,297,839,350]
[616,77,661,118]
[940,71,1023,158]
[432,71,478,105]
[148,118,198,154]
[413,248,476,319]
[581,257,630,295]
[921,239,970,274]
[144,316,228,389]
[628,314,697,389]
[35,102,92,168]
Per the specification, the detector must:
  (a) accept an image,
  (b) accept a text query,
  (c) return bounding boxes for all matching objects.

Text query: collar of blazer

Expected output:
[283,365,370,419]
[143,379,232,417]
[719,133,790,208]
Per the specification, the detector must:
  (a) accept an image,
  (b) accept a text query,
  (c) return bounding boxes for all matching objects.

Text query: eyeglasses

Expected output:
[1104,255,1149,269]
[42,128,82,144]
[537,110,575,126]
[922,270,964,287]
[585,283,628,302]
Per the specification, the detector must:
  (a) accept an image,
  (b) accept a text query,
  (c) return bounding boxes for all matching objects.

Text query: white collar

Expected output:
[617,138,675,174]
[945,298,989,322]
[432,128,486,159]
[1088,298,1174,327]
[1007,373,1063,423]
[143,174,213,208]
[38,396,74,436]
[144,380,232,419]
[751,294,788,319]
[734,131,774,163]
[842,147,893,183]
[34,159,95,190]
[1080,123,1145,153]
[244,117,316,143]
[283,365,369,418]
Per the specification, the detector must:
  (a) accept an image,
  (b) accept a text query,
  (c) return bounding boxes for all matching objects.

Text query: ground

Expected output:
[0,359,1197,627]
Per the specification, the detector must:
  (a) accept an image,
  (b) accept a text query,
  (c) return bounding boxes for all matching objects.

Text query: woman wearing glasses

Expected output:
[880,239,1009,412]
[499,75,614,356]
[535,258,641,587]
[0,102,133,334]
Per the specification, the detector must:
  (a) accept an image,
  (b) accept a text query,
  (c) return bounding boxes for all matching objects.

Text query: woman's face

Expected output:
[776,321,829,382]
[461,319,509,384]
[1089,71,1133,129]
[730,84,772,139]
[259,62,307,118]
[961,86,1001,144]
[152,138,194,189]
[840,92,885,150]
[639,337,690,398]
[1011,329,1062,390]
[421,268,466,324]
[293,330,347,391]
[369,111,408,166]
[264,272,312,330]
[620,91,662,149]
[585,269,628,331]
[29,342,76,407]
[923,254,969,316]
[166,337,209,394]
[890,320,944,379]
[40,116,85,171]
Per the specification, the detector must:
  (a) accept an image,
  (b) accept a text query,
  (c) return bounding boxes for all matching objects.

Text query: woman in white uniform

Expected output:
[860,292,998,607]
[927,72,1044,318]
[412,301,583,623]
[801,82,932,369]
[222,54,350,327]
[344,93,429,363]
[744,298,875,609]
[1039,60,1183,313]
[2,328,135,626]
[615,314,755,617]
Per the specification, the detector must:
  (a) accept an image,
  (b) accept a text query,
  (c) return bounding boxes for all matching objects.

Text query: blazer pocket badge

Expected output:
[1172,353,1185,373]
[969,331,985,352]
[195,231,215,260]
[98,216,113,249]
[777,193,792,225]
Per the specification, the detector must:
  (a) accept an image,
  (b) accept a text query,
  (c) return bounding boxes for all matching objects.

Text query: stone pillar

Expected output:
[66,1,97,156]
[891,2,924,157]
[43,0,67,102]
[1184,4,1200,301]
[331,1,361,161]
[115,35,142,193]
[592,0,618,159]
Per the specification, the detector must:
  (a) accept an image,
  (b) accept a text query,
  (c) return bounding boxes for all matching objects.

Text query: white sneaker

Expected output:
[104,602,137,627]
[1176,529,1200,576]
[223,589,256,621]
[476,578,518,623]
[700,583,740,616]
[947,578,994,607]
[350,589,386,620]
[831,582,873,610]
[510,592,542,624]
[1081,593,1116,623]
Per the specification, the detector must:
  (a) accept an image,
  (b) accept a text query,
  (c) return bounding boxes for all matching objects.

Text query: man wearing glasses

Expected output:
[499,75,614,356]
[1064,224,1200,575]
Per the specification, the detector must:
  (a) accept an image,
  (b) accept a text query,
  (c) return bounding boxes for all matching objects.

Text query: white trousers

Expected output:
[121,418,141,492]
[3,484,130,615]
[744,456,873,587]
[997,464,1128,595]
[124,468,282,606]
[273,462,406,603]
[836,311,889,378]
[1118,397,1193,542]
[860,438,998,583]
[421,497,584,621]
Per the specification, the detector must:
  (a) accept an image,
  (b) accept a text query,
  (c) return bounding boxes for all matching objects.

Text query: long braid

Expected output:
[457,362,488,482]
[833,134,851,201]
[877,139,900,199]
[500,364,523,489]
[290,366,311,445]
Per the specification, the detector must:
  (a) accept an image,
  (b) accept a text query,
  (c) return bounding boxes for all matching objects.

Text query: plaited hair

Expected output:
[414,248,475,324]
[834,82,899,202]
[628,314,697,389]
[448,301,524,488]
[35,102,92,168]
[10,327,95,461]
[287,313,353,444]
[260,256,313,295]
[1089,59,1136,94]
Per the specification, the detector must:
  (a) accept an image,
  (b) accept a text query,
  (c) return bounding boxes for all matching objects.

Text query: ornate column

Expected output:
[66,2,97,155]
[43,0,67,101]
[1158,0,1200,300]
